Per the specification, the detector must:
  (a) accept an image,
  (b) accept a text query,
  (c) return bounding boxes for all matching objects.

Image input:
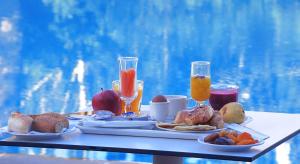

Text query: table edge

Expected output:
[0,128,299,162]
[0,139,253,162]
[253,128,300,160]
[0,111,299,162]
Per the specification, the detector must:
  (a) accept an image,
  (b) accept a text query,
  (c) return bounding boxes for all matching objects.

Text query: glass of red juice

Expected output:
[209,84,238,111]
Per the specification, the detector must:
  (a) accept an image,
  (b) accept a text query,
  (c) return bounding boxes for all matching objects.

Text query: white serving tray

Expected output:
[76,124,204,140]
[75,105,252,140]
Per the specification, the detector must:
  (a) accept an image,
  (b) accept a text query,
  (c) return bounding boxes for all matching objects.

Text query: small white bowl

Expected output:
[149,101,169,122]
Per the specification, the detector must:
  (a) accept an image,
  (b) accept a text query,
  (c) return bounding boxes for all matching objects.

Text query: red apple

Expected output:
[92,89,121,115]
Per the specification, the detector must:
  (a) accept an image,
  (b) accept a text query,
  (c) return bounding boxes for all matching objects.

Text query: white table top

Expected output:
[0,111,299,162]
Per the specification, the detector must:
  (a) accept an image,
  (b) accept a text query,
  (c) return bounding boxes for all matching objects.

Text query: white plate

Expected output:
[79,120,156,128]
[156,124,224,133]
[155,116,252,133]
[197,136,264,151]
[2,126,77,140]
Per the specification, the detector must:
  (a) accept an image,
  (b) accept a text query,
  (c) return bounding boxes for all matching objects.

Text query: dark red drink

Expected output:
[209,85,238,111]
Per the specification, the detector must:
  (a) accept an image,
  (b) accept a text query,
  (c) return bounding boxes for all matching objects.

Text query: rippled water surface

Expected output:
[0,0,299,163]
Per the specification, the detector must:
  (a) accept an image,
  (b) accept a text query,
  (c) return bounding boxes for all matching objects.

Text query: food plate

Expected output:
[197,136,264,151]
[155,122,224,133]
[1,126,77,140]
[155,116,252,133]
[156,126,223,133]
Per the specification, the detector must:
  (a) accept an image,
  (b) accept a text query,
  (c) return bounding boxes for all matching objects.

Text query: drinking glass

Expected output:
[209,84,238,110]
[112,80,144,114]
[118,56,138,113]
[190,61,211,106]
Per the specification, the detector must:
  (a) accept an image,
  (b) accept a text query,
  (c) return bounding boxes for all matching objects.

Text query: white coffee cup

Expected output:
[149,101,169,122]
[165,95,188,120]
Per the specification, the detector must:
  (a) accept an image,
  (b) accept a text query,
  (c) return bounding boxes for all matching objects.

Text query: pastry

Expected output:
[185,106,214,125]
[7,112,69,134]
[208,111,224,128]
[8,112,33,133]
[32,112,69,133]
[175,105,214,125]
[174,110,189,124]
[40,112,69,128]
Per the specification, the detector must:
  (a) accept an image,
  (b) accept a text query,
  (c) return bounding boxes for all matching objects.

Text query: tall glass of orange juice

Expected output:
[190,61,211,106]
[112,80,143,114]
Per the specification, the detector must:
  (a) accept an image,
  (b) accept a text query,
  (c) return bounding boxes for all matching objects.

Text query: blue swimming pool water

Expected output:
[0,0,299,163]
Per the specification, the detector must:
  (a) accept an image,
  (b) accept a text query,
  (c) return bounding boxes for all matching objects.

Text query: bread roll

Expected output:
[32,112,69,133]
[40,112,69,128]
[8,112,33,133]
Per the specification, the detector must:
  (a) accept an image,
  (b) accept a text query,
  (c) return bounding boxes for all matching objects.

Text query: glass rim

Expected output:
[118,56,138,61]
[210,83,239,90]
[191,61,210,65]
[112,80,143,84]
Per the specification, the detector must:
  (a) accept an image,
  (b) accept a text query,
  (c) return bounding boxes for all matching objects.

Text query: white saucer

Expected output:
[2,126,76,140]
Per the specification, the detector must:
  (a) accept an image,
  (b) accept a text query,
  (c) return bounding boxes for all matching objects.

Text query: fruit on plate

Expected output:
[219,102,245,124]
[152,95,168,102]
[204,130,258,145]
[92,89,121,115]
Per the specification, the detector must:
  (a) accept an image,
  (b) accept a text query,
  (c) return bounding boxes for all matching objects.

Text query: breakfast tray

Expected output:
[76,124,207,140]
[76,115,253,140]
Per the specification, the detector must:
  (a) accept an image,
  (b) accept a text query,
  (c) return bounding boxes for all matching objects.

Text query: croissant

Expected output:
[174,105,214,125]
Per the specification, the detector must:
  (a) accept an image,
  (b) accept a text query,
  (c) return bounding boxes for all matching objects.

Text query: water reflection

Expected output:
[275,143,291,164]
[1,19,12,32]
[71,59,88,111]
[0,0,299,163]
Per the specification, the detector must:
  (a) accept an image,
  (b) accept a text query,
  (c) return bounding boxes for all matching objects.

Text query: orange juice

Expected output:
[120,68,136,97]
[190,75,211,102]
[113,80,143,114]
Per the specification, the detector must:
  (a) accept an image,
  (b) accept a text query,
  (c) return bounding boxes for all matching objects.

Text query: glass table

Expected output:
[0,111,299,164]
